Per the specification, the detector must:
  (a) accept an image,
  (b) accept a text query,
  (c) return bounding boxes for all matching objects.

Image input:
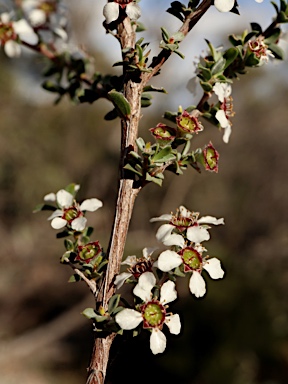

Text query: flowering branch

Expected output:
[2,0,287,383]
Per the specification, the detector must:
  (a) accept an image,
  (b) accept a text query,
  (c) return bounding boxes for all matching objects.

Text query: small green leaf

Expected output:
[174,50,185,59]
[143,85,167,93]
[264,28,281,44]
[161,27,170,42]
[136,137,146,151]
[152,147,176,163]
[268,43,284,60]
[223,47,239,69]
[108,90,131,120]
[145,173,163,186]
[123,163,143,177]
[135,21,146,32]
[65,183,79,196]
[64,239,74,251]
[82,308,97,319]
[104,108,118,121]
[68,273,81,283]
[108,294,121,314]
[83,226,94,237]
[42,81,64,94]
[250,22,262,34]
[211,57,226,75]
[200,81,213,92]
[56,230,70,238]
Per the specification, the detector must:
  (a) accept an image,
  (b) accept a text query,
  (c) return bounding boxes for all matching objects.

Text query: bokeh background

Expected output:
[0,1,288,383]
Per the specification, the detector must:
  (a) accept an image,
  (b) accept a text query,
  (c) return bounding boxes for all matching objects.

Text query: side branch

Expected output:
[142,0,212,83]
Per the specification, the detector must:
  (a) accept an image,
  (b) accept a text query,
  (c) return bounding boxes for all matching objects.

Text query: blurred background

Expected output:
[0,1,288,383]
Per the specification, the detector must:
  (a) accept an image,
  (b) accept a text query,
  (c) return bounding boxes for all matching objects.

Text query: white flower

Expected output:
[157,247,225,298]
[103,1,141,24]
[248,37,274,66]
[0,12,38,57]
[213,82,234,143]
[150,206,224,247]
[21,0,68,41]
[214,0,263,13]
[114,247,157,289]
[115,273,181,355]
[46,189,103,231]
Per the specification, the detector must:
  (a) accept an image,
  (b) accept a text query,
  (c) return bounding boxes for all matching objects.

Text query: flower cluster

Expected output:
[21,0,68,41]
[0,12,38,57]
[36,184,106,281]
[114,205,225,353]
[44,187,102,231]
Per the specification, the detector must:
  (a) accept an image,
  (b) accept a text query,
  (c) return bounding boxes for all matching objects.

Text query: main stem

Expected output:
[86,2,213,382]
[86,16,142,384]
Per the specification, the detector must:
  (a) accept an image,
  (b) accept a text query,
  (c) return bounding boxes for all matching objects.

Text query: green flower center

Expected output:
[181,248,201,270]
[142,302,165,328]
[63,207,79,222]
[154,127,172,138]
[205,147,217,169]
[79,243,100,261]
[178,116,196,132]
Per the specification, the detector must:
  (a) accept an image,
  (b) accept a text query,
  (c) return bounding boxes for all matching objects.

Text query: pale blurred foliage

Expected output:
[0,2,288,384]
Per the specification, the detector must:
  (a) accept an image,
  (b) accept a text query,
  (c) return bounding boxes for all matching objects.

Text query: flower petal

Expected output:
[56,189,74,208]
[115,308,143,330]
[44,192,56,202]
[4,40,21,58]
[0,12,11,24]
[13,19,38,45]
[150,329,166,355]
[80,198,103,212]
[189,271,206,298]
[223,124,232,144]
[165,314,181,335]
[51,217,67,229]
[71,216,87,231]
[150,213,172,222]
[126,3,141,20]
[187,226,210,243]
[157,250,182,272]
[213,82,232,101]
[203,258,225,279]
[142,247,157,259]
[114,272,132,290]
[163,233,185,248]
[133,271,156,302]
[28,9,46,26]
[214,0,235,12]
[121,255,137,266]
[179,206,191,217]
[47,209,62,220]
[103,2,119,24]
[216,110,229,128]
[155,223,173,242]
[198,216,224,225]
[160,280,177,304]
